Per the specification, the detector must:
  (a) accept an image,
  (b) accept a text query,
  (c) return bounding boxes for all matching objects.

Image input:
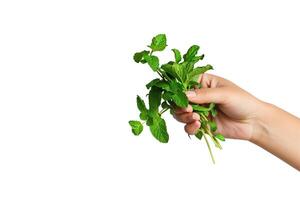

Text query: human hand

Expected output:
[173,73,266,141]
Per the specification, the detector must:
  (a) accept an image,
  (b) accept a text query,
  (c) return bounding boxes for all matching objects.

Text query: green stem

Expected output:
[199,112,208,121]
[158,68,172,82]
[149,51,167,81]
[203,123,221,148]
[157,70,165,79]
[208,134,222,149]
[159,108,169,115]
[203,132,215,164]
[199,112,222,149]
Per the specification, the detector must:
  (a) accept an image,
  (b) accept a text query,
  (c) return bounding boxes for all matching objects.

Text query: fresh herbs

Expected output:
[129,34,225,163]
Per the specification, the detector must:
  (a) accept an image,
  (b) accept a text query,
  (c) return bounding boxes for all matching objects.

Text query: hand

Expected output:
[174,73,300,170]
[173,73,266,141]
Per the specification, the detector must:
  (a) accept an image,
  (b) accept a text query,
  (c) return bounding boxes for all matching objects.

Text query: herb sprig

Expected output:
[129,34,225,163]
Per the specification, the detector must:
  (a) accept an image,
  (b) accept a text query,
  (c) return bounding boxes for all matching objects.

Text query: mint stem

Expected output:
[203,132,215,164]
[159,108,169,115]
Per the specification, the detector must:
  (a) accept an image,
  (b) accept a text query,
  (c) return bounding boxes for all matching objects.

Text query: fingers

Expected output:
[186,87,228,105]
[173,105,199,124]
[198,73,234,88]
[173,106,201,135]
[174,112,200,123]
[184,121,201,135]
[174,104,193,114]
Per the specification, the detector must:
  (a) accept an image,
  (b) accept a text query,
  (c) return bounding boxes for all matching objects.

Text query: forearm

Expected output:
[251,102,300,170]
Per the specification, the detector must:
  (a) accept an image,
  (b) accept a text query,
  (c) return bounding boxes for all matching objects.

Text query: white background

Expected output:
[0,0,299,199]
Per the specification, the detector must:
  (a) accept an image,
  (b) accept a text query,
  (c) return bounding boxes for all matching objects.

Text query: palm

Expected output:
[214,108,253,140]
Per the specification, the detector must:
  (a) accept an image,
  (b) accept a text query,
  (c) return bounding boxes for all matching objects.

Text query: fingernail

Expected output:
[186,91,196,98]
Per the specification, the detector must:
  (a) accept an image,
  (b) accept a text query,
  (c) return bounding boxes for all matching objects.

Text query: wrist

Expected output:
[249,101,274,144]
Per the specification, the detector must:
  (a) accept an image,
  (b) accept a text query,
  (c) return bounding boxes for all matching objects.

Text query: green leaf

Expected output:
[161,63,185,82]
[144,55,159,71]
[188,64,213,81]
[155,81,171,92]
[129,120,143,135]
[137,95,148,120]
[208,121,217,132]
[162,91,173,101]
[191,54,205,64]
[192,65,213,75]
[149,86,162,113]
[149,34,167,51]
[195,131,203,140]
[183,45,200,62]
[146,117,153,126]
[172,48,182,63]
[139,112,148,120]
[149,114,169,143]
[146,78,160,89]
[214,133,225,141]
[211,106,218,117]
[169,80,184,92]
[192,104,210,112]
[147,79,172,92]
[133,50,149,63]
[188,81,202,89]
[159,70,173,81]
[171,91,188,108]
[201,120,207,128]
[137,95,147,113]
[140,59,147,64]
[161,85,188,108]
[161,101,170,109]
[174,63,186,82]
[184,62,194,75]
[161,64,175,79]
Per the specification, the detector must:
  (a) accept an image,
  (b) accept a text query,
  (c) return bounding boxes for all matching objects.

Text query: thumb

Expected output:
[185,88,227,104]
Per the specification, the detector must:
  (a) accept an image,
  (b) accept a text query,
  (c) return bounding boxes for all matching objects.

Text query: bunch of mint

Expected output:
[129,34,225,163]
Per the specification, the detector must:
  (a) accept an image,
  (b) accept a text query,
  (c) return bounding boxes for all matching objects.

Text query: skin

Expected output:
[174,73,300,170]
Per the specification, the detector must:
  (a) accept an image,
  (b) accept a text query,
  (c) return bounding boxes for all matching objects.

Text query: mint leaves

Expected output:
[148,34,167,51]
[172,48,182,63]
[149,114,169,143]
[129,34,225,163]
[183,45,200,62]
[129,120,143,135]
[144,55,160,71]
